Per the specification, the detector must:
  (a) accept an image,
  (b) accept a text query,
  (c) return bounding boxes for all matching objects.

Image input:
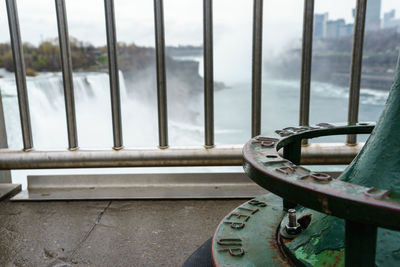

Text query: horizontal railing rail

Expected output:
[0,144,364,169]
[2,0,369,170]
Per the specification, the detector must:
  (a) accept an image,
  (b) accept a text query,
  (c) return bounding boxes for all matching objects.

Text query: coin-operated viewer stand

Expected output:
[184,58,400,267]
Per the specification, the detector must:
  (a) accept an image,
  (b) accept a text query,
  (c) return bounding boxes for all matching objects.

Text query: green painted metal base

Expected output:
[211,193,290,266]
[212,194,400,267]
[280,208,345,267]
[280,207,400,267]
[241,123,400,266]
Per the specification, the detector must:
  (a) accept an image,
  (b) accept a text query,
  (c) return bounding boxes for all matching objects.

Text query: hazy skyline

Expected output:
[1,0,400,48]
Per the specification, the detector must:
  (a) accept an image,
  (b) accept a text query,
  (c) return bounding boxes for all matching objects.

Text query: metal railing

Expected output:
[55,0,78,150]
[1,0,369,170]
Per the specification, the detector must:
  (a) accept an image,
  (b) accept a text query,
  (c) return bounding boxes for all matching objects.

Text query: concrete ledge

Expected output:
[0,184,21,200]
[11,172,268,201]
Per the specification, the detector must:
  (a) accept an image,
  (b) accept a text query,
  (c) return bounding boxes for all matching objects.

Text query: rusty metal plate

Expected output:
[211,193,291,266]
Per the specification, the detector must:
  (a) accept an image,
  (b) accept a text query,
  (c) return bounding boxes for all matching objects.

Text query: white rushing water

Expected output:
[0,70,158,149]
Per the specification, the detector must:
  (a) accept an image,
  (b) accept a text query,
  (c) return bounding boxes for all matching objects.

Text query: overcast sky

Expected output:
[0,0,400,47]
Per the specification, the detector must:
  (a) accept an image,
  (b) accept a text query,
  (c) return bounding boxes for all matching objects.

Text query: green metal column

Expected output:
[345,220,377,267]
[282,139,302,210]
[283,140,302,165]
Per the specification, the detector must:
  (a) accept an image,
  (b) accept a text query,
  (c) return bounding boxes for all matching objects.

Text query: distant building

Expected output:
[339,23,354,37]
[314,13,353,39]
[326,19,345,39]
[314,13,328,39]
[383,9,400,32]
[384,9,396,23]
[366,0,381,31]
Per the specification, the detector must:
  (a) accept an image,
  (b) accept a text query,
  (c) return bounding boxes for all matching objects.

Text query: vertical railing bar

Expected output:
[347,0,367,145]
[5,0,33,151]
[299,0,314,129]
[0,91,12,183]
[55,0,78,150]
[251,0,263,137]
[203,0,214,147]
[104,0,123,150]
[153,0,168,148]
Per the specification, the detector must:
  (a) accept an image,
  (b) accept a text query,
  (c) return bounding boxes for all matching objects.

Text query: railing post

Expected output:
[251,0,263,137]
[153,0,168,148]
[0,91,11,183]
[299,0,315,146]
[55,0,79,150]
[347,0,367,145]
[5,0,33,151]
[203,0,214,148]
[104,0,123,150]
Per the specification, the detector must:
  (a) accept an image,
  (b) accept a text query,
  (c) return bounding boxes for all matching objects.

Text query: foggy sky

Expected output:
[1,0,400,48]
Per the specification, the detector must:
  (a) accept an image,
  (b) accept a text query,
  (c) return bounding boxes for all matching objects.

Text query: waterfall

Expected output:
[0,69,206,151]
[0,70,160,150]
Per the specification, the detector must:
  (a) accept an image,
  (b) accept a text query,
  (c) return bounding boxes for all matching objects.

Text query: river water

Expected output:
[0,67,390,188]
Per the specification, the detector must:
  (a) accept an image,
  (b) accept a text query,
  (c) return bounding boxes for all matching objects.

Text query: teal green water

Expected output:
[213,79,387,145]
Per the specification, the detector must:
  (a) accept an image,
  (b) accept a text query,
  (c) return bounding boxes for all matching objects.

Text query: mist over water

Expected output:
[0,61,389,188]
[0,63,388,149]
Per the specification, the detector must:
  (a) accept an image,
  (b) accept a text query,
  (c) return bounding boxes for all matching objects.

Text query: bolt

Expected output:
[285,209,301,236]
[288,209,297,227]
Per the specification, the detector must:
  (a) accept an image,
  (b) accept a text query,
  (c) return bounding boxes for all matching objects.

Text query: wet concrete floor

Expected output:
[0,199,244,266]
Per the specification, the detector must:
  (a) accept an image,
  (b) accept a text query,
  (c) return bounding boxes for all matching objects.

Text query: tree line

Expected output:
[0,38,202,77]
[0,38,104,76]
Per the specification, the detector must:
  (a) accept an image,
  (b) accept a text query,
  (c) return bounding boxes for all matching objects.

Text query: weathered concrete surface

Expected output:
[0,199,244,266]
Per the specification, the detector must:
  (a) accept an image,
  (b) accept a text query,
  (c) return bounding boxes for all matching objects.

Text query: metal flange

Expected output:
[243,123,400,231]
